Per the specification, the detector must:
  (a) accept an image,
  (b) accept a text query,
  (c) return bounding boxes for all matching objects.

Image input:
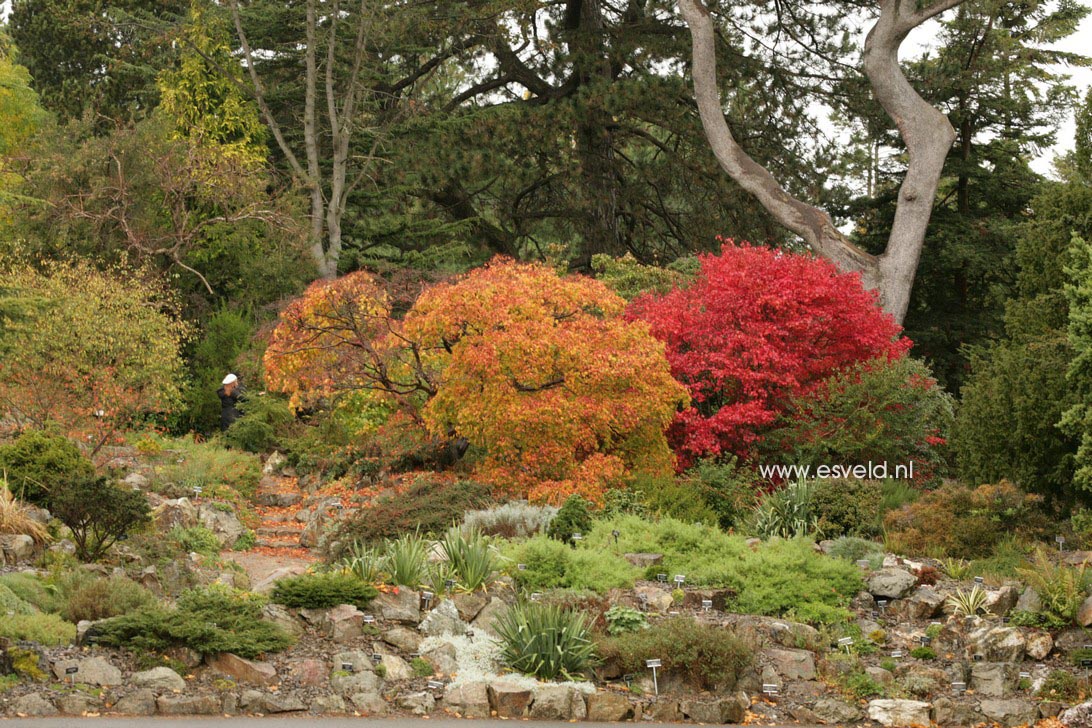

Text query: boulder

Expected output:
[867,699,930,726]
[206,653,278,685]
[0,534,36,564]
[1061,700,1092,727]
[373,588,421,624]
[380,654,414,681]
[349,691,387,714]
[240,690,307,714]
[286,658,327,687]
[397,691,436,715]
[471,597,509,636]
[764,647,817,681]
[867,568,917,599]
[1016,587,1042,613]
[261,603,305,638]
[443,681,490,718]
[114,689,157,715]
[52,656,122,686]
[679,694,748,724]
[979,698,1037,728]
[57,693,98,715]
[1079,595,1092,627]
[331,669,382,698]
[332,650,376,675]
[902,585,946,620]
[1026,631,1054,660]
[383,625,423,653]
[130,666,186,691]
[966,625,1026,662]
[324,603,365,642]
[812,697,862,724]
[623,553,663,568]
[586,691,634,721]
[970,662,1018,698]
[530,684,588,720]
[985,585,1020,617]
[11,693,56,716]
[931,696,984,726]
[152,498,198,531]
[419,599,468,637]
[866,666,894,685]
[156,695,221,715]
[251,565,308,594]
[310,695,348,713]
[422,642,458,676]
[164,646,202,669]
[645,700,680,722]
[197,504,246,548]
[722,614,823,652]
[634,585,674,613]
[452,592,489,622]
[489,681,533,718]
[122,472,149,489]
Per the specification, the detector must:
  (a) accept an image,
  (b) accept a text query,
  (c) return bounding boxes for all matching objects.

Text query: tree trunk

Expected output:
[677,0,961,323]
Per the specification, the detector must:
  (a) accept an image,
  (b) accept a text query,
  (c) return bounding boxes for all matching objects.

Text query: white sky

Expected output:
[0,0,1087,174]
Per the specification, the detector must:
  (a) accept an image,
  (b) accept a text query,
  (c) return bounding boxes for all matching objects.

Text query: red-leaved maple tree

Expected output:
[629,242,910,469]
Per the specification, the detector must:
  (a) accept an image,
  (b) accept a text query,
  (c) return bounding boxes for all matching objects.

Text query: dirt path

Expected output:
[221,473,318,586]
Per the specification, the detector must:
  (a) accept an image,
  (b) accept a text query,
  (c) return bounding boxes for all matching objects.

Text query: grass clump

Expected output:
[149,434,261,500]
[0,481,49,544]
[0,573,60,613]
[596,616,751,690]
[463,501,556,539]
[61,574,157,623]
[92,584,293,658]
[170,525,223,557]
[827,536,884,569]
[410,657,434,677]
[495,601,597,680]
[0,613,77,645]
[0,583,35,615]
[271,571,379,609]
[503,536,638,593]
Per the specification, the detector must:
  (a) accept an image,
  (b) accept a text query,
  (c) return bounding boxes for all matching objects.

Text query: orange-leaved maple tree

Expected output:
[403,258,688,504]
[629,242,910,469]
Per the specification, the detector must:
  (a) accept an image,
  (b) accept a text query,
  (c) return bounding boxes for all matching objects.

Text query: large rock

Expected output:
[331,669,382,697]
[867,568,917,599]
[52,656,122,686]
[114,689,157,715]
[679,694,748,724]
[197,503,246,548]
[156,695,221,715]
[634,585,674,613]
[1061,700,1092,727]
[1078,595,1092,627]
[206,653,277,685]
[261,603,305,638]
[722,614,822,652]
[397,691,436,716]
[452,592,489,622]
[422,642,458,676]
[813,697,862,723]
[332,650,376,675]
[980,698,1037,727]
[443,681,490,718]
[251,565,307,594]
[324,604,365,642]
[586,691,633,722]
[488,681,533,718]
[899,586,946,620]
[380,654,413,681]
[130,666,186,691]
[530,684,588,720]
[152,498,198,531]
[240,689,307,714]
[419,599,468,637]
[1026,631,1054,660]
[310,695,347,713]
[383,625,423,653]
[985,585,1020,617]
[867,699,931,726]
[471,597,509,636]
[931,696,984,726]
[764,647,817,681]
[1016,587,1042,613]
[349,691,387,714]
[11,693,56,716]
[287,658,326,687]
[970,662,1018,698]
[55,692,96,715]
[966,625,1026,662]
[0,534,36,564]
[373,588,421,623]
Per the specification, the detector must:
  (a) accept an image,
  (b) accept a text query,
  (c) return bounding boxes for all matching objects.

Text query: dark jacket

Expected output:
[218,384,245,431]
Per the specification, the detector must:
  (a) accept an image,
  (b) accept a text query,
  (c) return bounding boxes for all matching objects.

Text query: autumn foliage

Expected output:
[264,259,688,503]
[629,243,910,468]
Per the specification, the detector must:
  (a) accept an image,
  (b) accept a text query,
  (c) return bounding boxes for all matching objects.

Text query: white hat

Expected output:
[222,373,238,385]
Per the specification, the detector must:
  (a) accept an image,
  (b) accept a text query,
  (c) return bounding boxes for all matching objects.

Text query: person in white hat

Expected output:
[217,373,245,431]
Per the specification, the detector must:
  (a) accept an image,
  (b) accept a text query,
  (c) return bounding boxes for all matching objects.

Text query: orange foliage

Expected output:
[403,258,689,504]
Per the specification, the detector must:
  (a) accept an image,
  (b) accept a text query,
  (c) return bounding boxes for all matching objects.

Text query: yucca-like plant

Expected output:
[750,477,818,539]
[941,558,972,580]
[495,601,597,680]
[441,525,496,592]
[384,531,429,587]
[341,542,384,583]
[945,585,989,617]
[426,560,458,597]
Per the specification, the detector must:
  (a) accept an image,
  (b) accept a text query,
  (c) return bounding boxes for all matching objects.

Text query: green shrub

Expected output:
[1038,669,1082,701]
[844,672,886,699]
[271,571,379,609]
[749,478,818,539]
[1007,609,1069,630]
[440,526,496,591]
[62,574,156,623]
[879,479,919,515]
[495,602,597,680]
[50,474,151,561]
[92,584,293,658]
[0,613,76,645]
[0,429,93,504]
[827,537,885,569]
[596,616,751,690]
[503,536,638,593]
[411,657,434,678]
[173,308,255,435]
[633,474,718,525]
[0,583,35,615]
[225,394,296,453]
[330,477,492,555]
[910,646,936,660]
[150,434,261,500]
[463,501,557,539]
[170,525,222,557]
[810,479,883,538]
[689,458,756,530]
[547,495,593,546]
[233,530,257,551]
[604,605,649,635]
[1018,549,1089,625]
[0,573,60,613]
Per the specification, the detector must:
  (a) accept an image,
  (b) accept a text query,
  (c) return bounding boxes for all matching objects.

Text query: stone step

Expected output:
[255,537,302,549]
[254,491,303,507]
[257,526,304,538]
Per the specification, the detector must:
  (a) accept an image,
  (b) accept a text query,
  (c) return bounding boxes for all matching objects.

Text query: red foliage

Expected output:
[628,242,910,468]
